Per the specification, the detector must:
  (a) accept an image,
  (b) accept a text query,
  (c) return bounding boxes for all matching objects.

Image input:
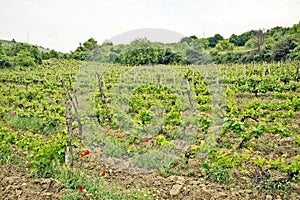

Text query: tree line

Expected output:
[0,21,299,67]
[71,21,300,65]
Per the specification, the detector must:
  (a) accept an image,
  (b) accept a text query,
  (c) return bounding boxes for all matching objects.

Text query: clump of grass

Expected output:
[58,169,153,200]
[102,141,128,158]
[133,149,176,170]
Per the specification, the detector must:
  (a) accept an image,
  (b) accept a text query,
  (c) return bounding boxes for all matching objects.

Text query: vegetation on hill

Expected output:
[0,21,300,199]
[0,21,299,68]
[68,21,299,65]
[0,40,67,68]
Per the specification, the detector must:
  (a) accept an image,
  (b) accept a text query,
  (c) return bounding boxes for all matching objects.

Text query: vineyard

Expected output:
[0,60,300,199]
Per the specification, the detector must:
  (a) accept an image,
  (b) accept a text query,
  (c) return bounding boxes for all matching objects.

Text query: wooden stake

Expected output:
[61,79,83,138]
[295,61,300,82]
[65,101,73,168]
[184,74,194,110]
[157,75,161,93]
[96,72,111,122]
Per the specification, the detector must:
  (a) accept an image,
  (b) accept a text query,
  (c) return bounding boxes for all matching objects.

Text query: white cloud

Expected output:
[0,0,299,52]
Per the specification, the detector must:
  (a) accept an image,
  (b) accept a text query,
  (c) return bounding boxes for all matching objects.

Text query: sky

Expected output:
[0,0,299,52]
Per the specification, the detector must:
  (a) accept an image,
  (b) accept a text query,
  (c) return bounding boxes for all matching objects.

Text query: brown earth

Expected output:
[77,154,300,200]
[1,155,299,200]
[0,164,67,200]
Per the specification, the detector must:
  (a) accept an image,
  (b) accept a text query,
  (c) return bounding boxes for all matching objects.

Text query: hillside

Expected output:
[0,60,300,199]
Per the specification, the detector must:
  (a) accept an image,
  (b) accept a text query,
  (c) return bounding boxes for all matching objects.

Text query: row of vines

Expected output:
[0,60,299,198]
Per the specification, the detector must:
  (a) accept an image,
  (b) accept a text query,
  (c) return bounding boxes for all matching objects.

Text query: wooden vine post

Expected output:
[294,61,300,91]
[157,75,161,94]
[295,61,300,82]
[96,72,111,122]
[73,90,78,107]
[61,79,83,138]
[102,74,106,89]
[184,74,194,110]
[65,101,73,168]
[8,85,10,106]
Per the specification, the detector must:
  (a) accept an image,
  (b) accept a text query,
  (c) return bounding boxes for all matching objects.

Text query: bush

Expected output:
[0,55,11,68]
[116,48,188,65]
[272,35,300,61]
[15,51,36,67]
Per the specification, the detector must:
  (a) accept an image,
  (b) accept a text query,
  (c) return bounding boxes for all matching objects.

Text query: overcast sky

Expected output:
[0,0,299,52]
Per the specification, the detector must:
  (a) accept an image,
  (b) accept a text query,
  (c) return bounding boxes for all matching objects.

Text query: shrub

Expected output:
[15,51,36,67]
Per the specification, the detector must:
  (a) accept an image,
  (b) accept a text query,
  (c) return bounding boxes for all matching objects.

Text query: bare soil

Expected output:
[0,164,66,200]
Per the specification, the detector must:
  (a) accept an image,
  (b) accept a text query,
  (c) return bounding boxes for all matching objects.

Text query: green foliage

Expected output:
[215,39,235,51]
[0,142,12,164]
[197,38,210,49]
[58,169,152,200]
[116,47,187,65]
[7,43,42,64]
[129,37,151,49]
[27,133,68,177]
[102,141,128,158]
[267,26,289,41]
[128,84,181,129]
[71,38,99,60]
[10,114,63,135]
[200,150,242,183]
[83,38,98,51]
[15,51,37,67]
[0,56,299,197]
[272,34,300,61]
[289,22,300,34]
[0,129,68,177]
[133,149,176,170]
[156,135,174,147]
[208,34,224,48]
[0,42,11,68]
[180,36,194,44]
[0,54,10,68]
[66,21,300,64]
[229,30,255,46]
[186,40,211,64]
[41,50,61,60]
[10,116,43,133]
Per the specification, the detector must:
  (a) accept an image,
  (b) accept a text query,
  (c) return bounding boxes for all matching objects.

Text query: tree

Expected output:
[197,38,209,49]
[266,26,288,41]
[72,38,98,60]
[215,40,235,51]
[208,34,224,47]
[116,48,187,65]
[272,34,300,61]
[190,35,198,40]
[185,40,211,64]
[15,51,36,67]
[83,38,98,51]
[129,37,151,50]
[0,42,10,68]
[180,37,193,44]
[6,43,42,64]
[289,21,300,34]
[229,30,255,46]
[102,40,113,46]
[41,49,62,60]
[245,29,266,62]
[254,29,266,53]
